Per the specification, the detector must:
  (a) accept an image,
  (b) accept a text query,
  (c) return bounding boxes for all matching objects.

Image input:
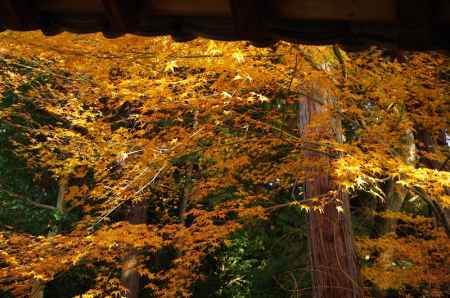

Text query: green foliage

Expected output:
[0,124,54,235]
[202,187,238,209]
[0,63,89,237]
[0,89,18,108]
[194,202,310,298]
[0,291,14,298]
[44,265,97,298]
[214,230,269,298]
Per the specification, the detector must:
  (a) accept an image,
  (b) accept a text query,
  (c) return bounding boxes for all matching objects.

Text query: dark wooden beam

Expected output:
[0,0,38,30]
[396,0,432,49]
[102,0,140,37]
[229,0,274,46]
[0,0,22,29]
[0,0,449,49]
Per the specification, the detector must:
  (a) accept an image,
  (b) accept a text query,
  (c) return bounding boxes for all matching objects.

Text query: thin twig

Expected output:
[135,164,167,195]
[0,188,57,211]
[1,36,284,62]
[92,127,204,227]
[288,54,299,93]
[92,164,167,227]
[26,200,57,211]
[0,57,84,82]
[333,44,348,81]
[413,187,450,238]
[236,113,335,157]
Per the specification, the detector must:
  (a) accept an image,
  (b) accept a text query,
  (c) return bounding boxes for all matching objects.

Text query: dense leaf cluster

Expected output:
[0,32,448,297]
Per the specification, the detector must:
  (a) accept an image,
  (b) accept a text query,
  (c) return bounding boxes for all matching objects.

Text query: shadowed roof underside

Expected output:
[1,0,449,49]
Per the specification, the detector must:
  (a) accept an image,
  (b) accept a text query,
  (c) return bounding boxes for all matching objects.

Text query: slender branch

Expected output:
[288,54,299,93]
[413,187,450,238]
[0,57,82,82]
[92,126,207,228]
[135,164,167,195]
[0,188,57,211]
[92,163,167,227]
[235,112,335,157]
[438,155,450,171]
[26,200,57,211]
[266,196,340,212]
[333,45,348,81]
[294,45,322,71]
[1,36,284,62]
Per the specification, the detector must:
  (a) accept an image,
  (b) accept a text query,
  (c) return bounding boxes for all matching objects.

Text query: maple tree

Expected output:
[0,31,448,298]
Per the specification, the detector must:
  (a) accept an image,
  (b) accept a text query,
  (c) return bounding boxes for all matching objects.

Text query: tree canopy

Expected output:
[0,31,449,297]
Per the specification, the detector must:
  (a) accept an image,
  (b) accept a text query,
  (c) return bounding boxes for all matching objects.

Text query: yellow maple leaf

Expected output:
[206,40,222,56]
[164,60,178,73]
[232,50,245,63]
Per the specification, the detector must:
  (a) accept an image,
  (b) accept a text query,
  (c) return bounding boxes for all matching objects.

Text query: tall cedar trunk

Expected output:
[299,96,361,298]
[121,200,148,298]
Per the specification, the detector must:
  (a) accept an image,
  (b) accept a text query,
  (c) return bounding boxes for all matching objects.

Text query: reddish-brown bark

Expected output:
[299,96,361,298]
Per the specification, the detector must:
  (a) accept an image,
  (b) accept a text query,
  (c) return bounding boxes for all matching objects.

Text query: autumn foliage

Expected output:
[0,31,449,297]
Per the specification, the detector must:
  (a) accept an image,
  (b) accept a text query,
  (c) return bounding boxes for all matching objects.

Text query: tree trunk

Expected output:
[382,129,416,234]
[307,188,360,297]
[121,200,148,298]
[179,109,198,225]
[381,179,408,234]
[31,178,67,298]
[121,255,140,298]
[30,280,44,298]
[299,96,361,298]
[416,128,450,230]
